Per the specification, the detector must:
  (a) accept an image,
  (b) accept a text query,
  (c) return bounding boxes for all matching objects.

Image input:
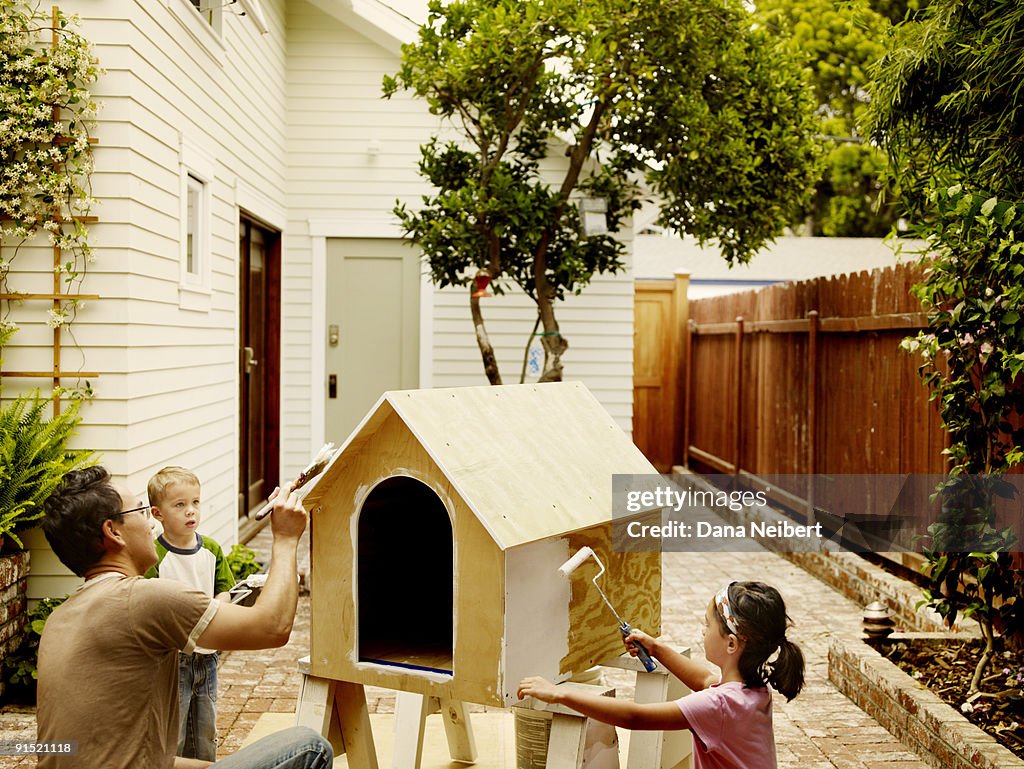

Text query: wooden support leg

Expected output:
[335,680,380,769]
[438,699,477,764]
[295,673,345,757]
[392,694,477,769]
[393,691,432,769]
[602,653,694,769]
[545,713,587,769]
[295,669,380,769]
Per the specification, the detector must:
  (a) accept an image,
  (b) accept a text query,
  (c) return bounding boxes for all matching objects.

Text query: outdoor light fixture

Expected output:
[862,600,895,639]
[580,197,608,237]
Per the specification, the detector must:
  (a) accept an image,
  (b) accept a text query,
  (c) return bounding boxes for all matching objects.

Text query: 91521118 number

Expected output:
[0,741,78,755]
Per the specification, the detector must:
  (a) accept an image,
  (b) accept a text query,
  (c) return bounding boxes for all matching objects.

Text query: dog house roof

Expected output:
[314,382,658,550]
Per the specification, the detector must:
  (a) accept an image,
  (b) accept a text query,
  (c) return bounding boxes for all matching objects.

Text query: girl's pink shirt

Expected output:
[676,681,776,769]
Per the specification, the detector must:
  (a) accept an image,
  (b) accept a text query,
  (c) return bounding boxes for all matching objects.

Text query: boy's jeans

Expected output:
[178,651,218,761]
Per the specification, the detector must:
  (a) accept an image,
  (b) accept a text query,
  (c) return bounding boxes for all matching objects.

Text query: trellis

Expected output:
[0,6,99,415]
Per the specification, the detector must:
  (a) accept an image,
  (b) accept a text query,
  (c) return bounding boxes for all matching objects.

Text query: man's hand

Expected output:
[517,676,560,704]
[267,486,307,542]
[623,628,658,658]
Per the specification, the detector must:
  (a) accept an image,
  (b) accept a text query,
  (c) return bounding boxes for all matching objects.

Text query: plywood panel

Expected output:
[560,526,660,676]
[387,382,658,549]
[307,405,505,708]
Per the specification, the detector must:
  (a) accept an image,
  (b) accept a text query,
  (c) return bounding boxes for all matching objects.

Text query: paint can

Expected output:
[514,668,620,769]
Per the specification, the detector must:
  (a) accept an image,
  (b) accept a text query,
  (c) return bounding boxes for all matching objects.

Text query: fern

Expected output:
[0,392,95,549]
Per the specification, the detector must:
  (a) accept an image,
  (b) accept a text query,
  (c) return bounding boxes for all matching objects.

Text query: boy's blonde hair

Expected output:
[148,466,201,507]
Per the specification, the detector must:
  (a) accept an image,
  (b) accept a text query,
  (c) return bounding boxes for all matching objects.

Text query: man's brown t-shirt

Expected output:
[37,574,218,769]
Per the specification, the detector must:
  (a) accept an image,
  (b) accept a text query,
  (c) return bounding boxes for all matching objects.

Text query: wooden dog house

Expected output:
[303,382,661,709]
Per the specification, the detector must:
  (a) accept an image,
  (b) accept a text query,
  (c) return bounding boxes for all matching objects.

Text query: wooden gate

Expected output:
[632,274,689,471]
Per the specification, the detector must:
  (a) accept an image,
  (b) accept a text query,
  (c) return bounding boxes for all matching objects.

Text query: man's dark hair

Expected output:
[42,466,122,577]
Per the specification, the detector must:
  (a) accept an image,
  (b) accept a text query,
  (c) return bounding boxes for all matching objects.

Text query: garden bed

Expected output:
[830,632,1024,769]
[871,636,1024,760]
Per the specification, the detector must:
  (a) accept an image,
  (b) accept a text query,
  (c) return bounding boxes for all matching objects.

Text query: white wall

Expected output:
[9,0,290,598]
[286,0,638,441]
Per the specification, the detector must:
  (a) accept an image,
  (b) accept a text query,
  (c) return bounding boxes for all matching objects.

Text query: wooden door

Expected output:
[633,278,687,472]
[239,217,280,517]
[325,238,419,443]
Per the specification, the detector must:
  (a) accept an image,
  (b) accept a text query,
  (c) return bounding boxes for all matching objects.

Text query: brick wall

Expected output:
[829,634,1024,769]
[783,550,958,634]
[0,552,30,700]
[675,470,968,635]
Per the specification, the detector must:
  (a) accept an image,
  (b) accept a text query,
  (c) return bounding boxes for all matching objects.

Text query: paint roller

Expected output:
[558,546,657,672]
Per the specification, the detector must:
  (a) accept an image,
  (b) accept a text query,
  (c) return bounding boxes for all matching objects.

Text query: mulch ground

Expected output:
[872,637,1024,759]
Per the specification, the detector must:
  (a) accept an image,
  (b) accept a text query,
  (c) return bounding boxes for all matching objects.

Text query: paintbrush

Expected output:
[251,442,337,521]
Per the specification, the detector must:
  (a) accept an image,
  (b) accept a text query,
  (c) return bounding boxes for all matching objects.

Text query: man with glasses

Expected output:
[35,466,332,769]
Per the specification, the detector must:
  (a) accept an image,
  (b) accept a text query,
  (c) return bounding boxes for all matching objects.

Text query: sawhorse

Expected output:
[294,657,477,769]
[295,658,379,769]
[601,653,693,769]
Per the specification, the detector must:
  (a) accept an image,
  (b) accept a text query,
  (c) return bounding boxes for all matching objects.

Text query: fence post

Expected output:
[806,310,819,524]
[674,272,691,469]
[683,318,696,468]
[734,316,744,479]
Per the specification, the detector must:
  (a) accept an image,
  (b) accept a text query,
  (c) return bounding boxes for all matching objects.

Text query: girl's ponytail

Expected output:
[767,637,805,702]
[724,581,806,702]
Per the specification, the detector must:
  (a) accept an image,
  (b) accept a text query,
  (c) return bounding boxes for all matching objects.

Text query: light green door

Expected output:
[325,238,420,443]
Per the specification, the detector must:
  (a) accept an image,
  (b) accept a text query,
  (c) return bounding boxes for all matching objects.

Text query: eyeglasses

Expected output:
[106,504,153,522]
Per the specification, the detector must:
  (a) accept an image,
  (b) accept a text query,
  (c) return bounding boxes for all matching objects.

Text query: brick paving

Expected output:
[0,521,930,769]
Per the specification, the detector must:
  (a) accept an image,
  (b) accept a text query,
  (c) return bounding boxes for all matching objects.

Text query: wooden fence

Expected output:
[683,262,946,484]
[633,260,1024,569]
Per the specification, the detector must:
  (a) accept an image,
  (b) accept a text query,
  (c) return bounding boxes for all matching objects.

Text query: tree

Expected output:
[870,0,1024,693]
[385,0,819,383]
[755,0,897,236]
[866,0,1024,213]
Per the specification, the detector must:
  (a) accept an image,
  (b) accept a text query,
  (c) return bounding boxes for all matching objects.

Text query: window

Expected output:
[187,0,223,34]
[185,174,204,281]
[179,139,216,311]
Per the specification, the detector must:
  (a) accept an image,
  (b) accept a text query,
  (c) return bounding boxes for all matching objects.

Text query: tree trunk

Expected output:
[470,284,502,385]
[968,618,996,695]
[536,285,567,383]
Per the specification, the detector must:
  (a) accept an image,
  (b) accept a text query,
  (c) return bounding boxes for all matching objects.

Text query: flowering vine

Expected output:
[0,0,99,379]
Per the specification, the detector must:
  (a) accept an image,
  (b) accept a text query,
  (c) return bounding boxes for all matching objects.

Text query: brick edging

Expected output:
[828,633,1024,769]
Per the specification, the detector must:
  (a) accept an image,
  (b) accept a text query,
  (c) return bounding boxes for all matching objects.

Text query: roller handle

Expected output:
[619,622,657,673]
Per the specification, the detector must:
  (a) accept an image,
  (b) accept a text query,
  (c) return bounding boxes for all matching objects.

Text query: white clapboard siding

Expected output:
[7,0,290,600]
[282,0,440,474]
[284,0,637,449]
[430,259,637,430]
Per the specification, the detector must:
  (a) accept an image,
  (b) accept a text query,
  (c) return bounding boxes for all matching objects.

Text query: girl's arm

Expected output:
[626,630,718,692]
[517,677,689,731]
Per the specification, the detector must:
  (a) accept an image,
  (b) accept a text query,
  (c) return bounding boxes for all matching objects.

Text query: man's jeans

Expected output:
[178,651,218,761]
[210,726,333,769]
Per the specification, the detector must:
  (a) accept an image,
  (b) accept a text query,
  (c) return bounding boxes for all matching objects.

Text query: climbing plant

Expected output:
[0,0,99,353]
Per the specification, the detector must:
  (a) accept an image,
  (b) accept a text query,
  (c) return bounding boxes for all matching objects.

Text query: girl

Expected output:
[517,581,804,769]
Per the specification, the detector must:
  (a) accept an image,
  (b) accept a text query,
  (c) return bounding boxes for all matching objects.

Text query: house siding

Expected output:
[285,0,636,449]
[10,0,290,599]
[10,0,637,600]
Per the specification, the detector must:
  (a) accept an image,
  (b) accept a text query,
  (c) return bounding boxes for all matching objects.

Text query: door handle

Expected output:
[244,346,259,373]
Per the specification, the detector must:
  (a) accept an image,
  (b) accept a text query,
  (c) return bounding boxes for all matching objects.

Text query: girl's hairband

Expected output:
[715,582,740,635]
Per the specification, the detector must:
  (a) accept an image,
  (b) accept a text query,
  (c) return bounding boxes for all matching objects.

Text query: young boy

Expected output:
[145,466,235,762]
